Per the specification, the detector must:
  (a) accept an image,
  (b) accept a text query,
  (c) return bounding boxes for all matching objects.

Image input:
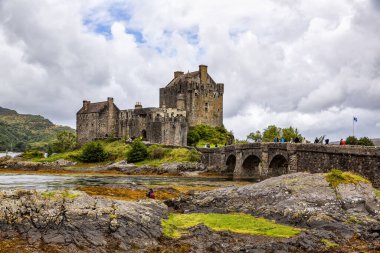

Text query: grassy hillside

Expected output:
[0,106,75,151]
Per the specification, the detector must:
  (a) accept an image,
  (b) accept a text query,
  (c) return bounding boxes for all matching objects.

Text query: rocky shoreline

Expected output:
[0,157,215,177]
[0,172,379,252]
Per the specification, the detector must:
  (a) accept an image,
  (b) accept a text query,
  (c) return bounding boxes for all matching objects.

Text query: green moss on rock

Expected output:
[325,169,370,189]
[161,213,302,239]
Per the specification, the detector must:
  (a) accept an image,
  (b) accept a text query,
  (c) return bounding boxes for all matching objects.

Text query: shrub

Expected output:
[358,137,374,146]
[188,149,201,162]
[79,141,108,163]
[346,136,358,145]
[127,138,148,163]
[187,124,234,146]
[147,145,166,159]
[22,150,44,159]
[345,136,374,146]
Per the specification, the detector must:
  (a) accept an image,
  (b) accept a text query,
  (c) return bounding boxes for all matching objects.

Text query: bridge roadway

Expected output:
[198,143,380,187]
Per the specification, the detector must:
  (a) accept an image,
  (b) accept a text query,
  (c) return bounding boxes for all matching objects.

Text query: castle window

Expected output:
[204,103,209,112]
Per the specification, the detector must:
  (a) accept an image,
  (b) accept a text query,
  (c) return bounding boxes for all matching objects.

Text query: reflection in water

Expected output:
[0,173,242,190]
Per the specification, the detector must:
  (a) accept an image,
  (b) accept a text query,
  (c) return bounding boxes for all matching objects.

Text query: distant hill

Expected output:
[372,138,380,147]
[0,106,75,151]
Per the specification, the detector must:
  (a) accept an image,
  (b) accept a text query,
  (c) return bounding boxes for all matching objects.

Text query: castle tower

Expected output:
[159,65,224,127]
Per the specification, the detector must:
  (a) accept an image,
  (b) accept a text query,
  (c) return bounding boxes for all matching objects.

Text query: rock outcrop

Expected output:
[166,172,380,252]
[0,190,167,252]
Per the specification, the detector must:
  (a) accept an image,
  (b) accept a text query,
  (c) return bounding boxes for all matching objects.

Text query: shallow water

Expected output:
[0,173,247,190]
[0,152,22,158]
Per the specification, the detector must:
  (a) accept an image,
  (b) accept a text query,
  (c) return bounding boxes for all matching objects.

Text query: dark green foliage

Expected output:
[127,138,148,163]
[357,137,374,146]
[262,125,280,142]
[248,125,304,142]
[79,142,108,163]
[147,145,166,159]
[187,125,234,146]
[22,150,44,159]
[0,106,75,151]
[345,136,374,146]
[247,130,262,142]
[49,131,77,153]
[281,127,303,142]
[346,136,358,145]
[187,130,201,146]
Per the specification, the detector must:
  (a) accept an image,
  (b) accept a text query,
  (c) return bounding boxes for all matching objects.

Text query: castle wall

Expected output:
[76,113,99,145]
[118,107,187,146]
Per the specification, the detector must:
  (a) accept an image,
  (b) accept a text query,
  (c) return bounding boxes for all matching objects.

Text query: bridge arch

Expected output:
[241,155,261,178]
[225,154,236,176]
[268,154,288,177]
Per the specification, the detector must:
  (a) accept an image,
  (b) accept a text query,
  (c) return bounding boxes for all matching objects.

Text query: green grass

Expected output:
[30,140,200,167]
[41,191,80,199]
[32,140,129,163]
[321,239,338,247]
[161,213,302,239]
[325,169,371,189]
[135,147,200,167]
[41,191,56,198]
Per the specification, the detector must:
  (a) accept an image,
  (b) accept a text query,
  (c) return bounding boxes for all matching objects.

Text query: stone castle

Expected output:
[76,65,224,146]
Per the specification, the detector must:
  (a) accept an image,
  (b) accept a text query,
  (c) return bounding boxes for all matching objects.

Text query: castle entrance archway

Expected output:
[141,130,147,140]
[268,155,288,177]
[241,155,261,178]
[225,154,236,176]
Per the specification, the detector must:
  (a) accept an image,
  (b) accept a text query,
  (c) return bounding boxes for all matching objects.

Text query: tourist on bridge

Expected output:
[314,137,319,144]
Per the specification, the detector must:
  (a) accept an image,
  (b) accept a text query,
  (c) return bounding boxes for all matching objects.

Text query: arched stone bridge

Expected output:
[198,143,380,187]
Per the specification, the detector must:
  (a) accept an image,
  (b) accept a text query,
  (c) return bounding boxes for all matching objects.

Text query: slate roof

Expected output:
[77,101,118,114]
[165,71,216,88]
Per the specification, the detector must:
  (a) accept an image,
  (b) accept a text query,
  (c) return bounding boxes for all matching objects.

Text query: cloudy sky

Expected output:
[1,0,380,141]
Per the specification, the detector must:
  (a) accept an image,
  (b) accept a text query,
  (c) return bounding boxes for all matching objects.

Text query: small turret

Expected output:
[174,71,184,78]
[135,102,143,109]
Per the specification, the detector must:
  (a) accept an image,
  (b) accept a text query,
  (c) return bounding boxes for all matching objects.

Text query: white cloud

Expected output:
[0,0,379,141]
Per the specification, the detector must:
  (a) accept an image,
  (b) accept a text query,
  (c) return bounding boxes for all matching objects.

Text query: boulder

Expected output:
[0,190,168,252]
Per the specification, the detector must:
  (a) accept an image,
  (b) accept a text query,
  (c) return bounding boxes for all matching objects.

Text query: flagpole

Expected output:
[352,118,354,137]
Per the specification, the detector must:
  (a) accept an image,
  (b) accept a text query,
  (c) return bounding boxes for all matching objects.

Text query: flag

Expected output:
[353,116,358,122]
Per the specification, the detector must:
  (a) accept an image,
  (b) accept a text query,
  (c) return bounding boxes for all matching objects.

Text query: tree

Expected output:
[358,137,374,146]
[247,130,262,142]
[282,127,302,142]
[187,124,234,146]
[262,125,281,142]
[127,138,148,163]
[346,136,358,145]
[79,142,108,163]
[187,130,200,146]
[50,131,77,153]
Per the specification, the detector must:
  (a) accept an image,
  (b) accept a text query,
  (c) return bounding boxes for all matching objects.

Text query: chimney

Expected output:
[83,100,90,110]
[107,97,114,109]
[135,102,143,109]
[199,65,208,83]
[174,71,184,78]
